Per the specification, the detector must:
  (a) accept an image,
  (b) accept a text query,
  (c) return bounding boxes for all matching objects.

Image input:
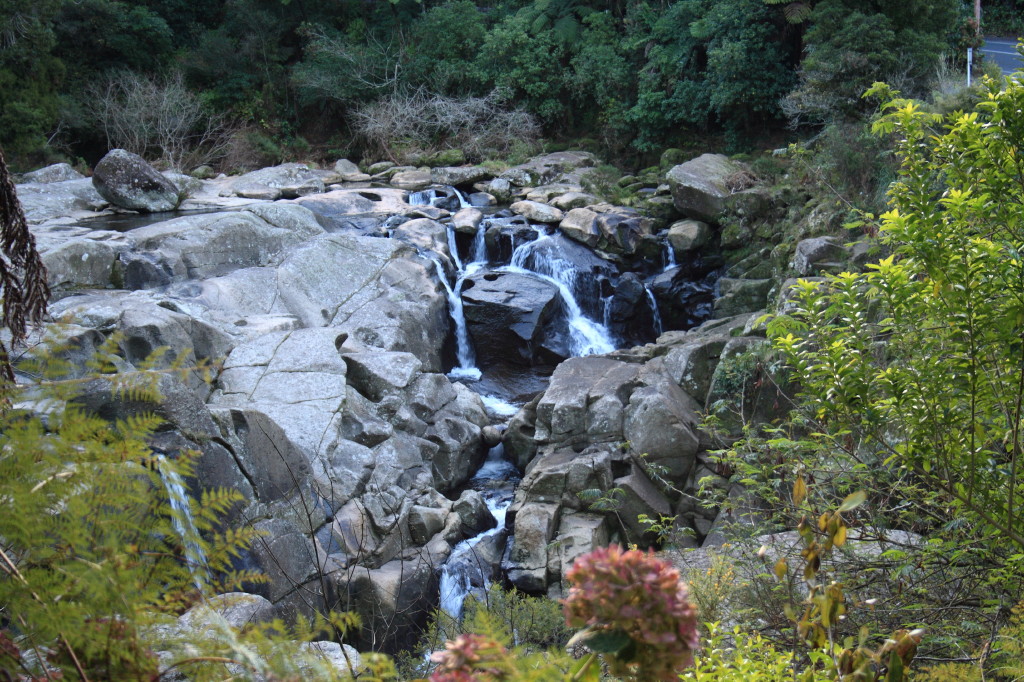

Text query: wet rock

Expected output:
[452,207,483,233]
[461,270,562,367]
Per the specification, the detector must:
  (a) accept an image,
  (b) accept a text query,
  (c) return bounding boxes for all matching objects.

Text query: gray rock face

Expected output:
[92,149,181,212]
[510,200,564,224]
[42,239,120,292]
[558,204,655,257]
[461,271,561,367]
[122,205,325,287]
[666,153,745,222]
[431,166,493,186]
[227,163,326,199]
[16,178,107,224]
[667,219,712,254]
[21,163,84,184]
[712,278,773,318]
[792,235,849,275]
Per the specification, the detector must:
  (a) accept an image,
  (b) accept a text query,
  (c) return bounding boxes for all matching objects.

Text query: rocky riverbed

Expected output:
[14,149,862,656]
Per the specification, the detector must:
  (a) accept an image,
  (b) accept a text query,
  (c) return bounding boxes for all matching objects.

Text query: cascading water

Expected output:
[468,220,488,270]
[445,224,465,271]
[431,259,481,381]
[451,187,472,209]
[409,189,440,206]
[438,444,520,620]
[156,455,210,591]
[663,241,677,272]
[503,229,615,357]
[645,286,664,337]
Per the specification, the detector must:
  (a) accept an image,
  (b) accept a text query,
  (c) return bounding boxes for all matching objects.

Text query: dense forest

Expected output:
[0,0,1003,172]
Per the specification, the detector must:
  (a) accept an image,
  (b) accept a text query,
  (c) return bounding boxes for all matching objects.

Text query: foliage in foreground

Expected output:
[0,337,369,681]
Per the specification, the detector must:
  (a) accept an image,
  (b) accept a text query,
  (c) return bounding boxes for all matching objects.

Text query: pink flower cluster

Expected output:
[563,545,700,681]
[430,633,510,681]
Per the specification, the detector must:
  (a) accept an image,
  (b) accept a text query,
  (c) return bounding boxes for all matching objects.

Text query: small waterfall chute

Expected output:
[645,286,664,337]
[663,241,677,272]
[431,258,481,381]
[156,455,210,591]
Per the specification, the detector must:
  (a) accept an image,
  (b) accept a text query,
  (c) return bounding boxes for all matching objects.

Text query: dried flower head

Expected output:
[430,633,511,681]
[563,544,699,681]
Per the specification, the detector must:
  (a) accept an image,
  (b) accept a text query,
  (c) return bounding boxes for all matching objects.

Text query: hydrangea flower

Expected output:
[430,633,511,681]
[563,544,700,681]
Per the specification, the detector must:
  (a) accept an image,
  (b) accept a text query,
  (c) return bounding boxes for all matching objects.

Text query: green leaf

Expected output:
[580,629,633,655]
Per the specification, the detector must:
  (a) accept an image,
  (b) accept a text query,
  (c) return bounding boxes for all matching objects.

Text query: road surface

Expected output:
[980,36,1024,74]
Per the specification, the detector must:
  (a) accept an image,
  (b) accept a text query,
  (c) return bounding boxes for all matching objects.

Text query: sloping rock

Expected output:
[500,152,597,187]
[21,163,84,184]
[122,205,324,287]
[93,149,181,212]
[226,163,325,199]
[390,169,432,190]
[16,178,107,224]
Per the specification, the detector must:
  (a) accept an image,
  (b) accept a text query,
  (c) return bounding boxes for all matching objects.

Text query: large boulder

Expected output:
[665,153,746,222]
[92,149,181,212]
[558,204,655,257]
[711,278,773,318]
[510,200,563,224]
[461,270,562,367]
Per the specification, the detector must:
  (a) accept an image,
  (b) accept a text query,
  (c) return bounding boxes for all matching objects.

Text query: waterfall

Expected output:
[451,187,472,209]
[505,230,615,357]
[156,455,210,591]
[645,286,664,337]
[663,242,677,272]
[468,220,488,270]
[431,259,481,381]
[409,189,439,206]
[445,224,465,272]
[438,445,519,620]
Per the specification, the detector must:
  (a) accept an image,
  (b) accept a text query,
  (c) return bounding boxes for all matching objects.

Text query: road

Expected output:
[980,36,1023,74]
